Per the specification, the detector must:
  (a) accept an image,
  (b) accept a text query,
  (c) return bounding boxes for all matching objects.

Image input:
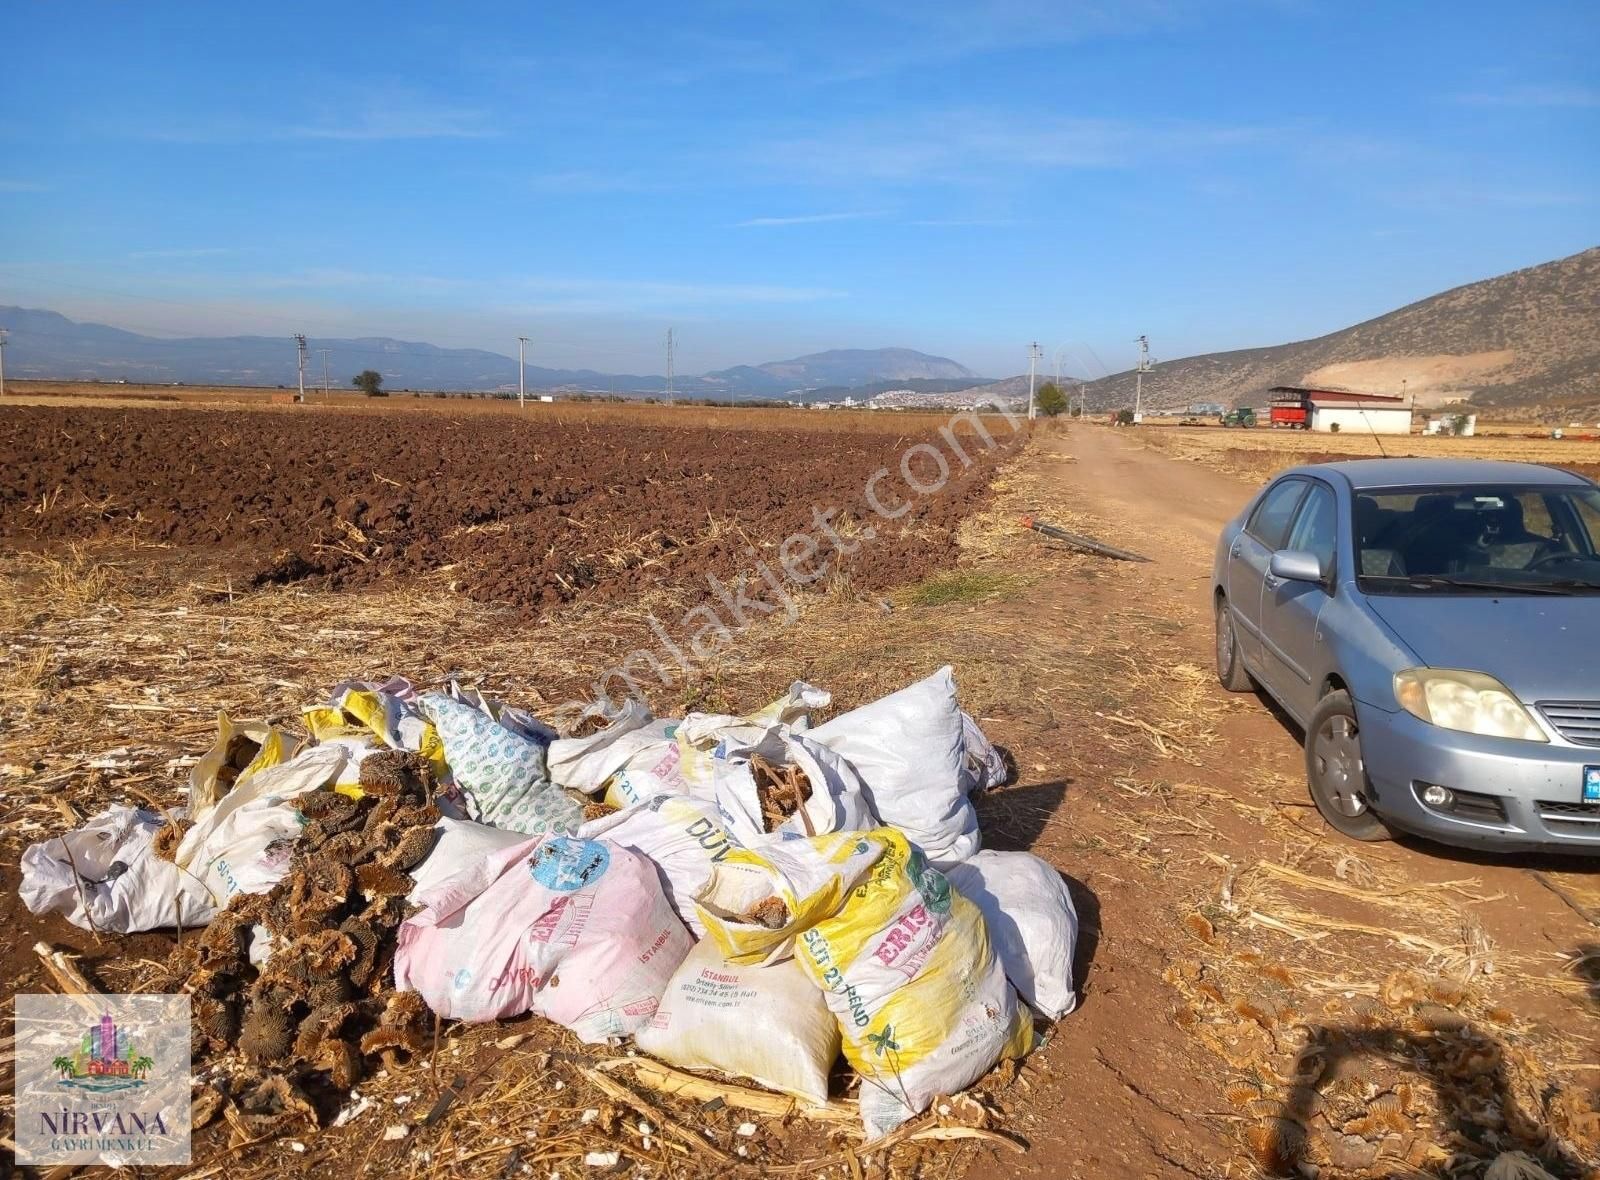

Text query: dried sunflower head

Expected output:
[383,823,439,872]
[238,1003,295,1063]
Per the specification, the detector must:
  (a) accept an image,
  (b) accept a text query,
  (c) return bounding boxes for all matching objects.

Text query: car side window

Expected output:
[1246,479,1307,549]
[1286,482,1337,576]
[1572,494,1600,553]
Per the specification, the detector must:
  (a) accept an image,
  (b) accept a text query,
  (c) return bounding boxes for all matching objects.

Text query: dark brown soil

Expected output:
[0,406,1020,612]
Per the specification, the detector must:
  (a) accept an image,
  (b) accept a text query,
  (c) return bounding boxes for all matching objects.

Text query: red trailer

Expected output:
[1268,391,1309,429]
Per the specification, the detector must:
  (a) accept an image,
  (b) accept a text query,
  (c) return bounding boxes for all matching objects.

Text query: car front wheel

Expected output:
[1304,690,1390,842]
[1214,596,1253,692]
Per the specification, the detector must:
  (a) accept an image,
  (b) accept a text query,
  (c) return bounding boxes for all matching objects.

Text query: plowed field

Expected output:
[0,406,1020,611]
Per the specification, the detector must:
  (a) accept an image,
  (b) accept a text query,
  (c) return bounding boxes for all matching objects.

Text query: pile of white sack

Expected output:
[20,666,1078,1140]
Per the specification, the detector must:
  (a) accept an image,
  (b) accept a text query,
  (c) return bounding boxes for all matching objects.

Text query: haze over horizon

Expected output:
[1,1,1595,378]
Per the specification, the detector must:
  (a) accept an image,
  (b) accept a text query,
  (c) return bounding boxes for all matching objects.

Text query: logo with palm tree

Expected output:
[54,1014,153,1093]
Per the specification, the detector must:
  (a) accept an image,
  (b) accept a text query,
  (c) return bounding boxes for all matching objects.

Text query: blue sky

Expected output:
[1,0,1596,377]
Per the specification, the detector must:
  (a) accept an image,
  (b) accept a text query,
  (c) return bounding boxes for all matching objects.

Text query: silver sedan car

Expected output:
[1212,458,1600,854]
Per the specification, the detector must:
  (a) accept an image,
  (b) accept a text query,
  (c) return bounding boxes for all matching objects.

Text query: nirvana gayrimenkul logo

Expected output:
[14,993,192,1166]
[53,1011,156,1092]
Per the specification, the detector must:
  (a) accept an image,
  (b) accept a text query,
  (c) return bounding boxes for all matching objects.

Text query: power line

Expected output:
[1027,342,1042,421]
[1133,334,1153,423]
[317,348,331,399]
[665,328,675,405]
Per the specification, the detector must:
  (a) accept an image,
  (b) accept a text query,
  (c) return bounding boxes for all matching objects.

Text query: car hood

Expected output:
[1367,594,1600,702]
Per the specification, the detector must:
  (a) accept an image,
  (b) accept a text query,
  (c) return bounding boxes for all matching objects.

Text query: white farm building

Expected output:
[1271,386,1414,435]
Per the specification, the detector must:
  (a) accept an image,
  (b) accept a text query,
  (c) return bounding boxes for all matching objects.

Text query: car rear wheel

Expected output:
[1214,596,1253,692]
[1305,690,1390,842]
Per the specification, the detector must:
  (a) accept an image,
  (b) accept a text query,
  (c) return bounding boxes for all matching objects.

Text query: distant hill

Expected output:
[1075,247,1600,416]
[701,348,977,396]
[945,372,1080,408]
[0,307,648,392]
[0,307,979,399]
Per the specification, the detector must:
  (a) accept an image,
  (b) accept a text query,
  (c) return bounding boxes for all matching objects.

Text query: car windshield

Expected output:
[1355,484,1600,595]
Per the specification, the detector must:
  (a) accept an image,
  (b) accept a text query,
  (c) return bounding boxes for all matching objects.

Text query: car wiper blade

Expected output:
[1532,578,1600,592]
[1363,574,1569,595]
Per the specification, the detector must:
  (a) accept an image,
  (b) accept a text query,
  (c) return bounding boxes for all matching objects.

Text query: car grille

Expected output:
[1535,799,1600,837]
[1536,701,1600,746]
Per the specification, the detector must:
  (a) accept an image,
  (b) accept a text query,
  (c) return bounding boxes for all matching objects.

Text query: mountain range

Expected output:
[8,247,1595,411]
[0,306,978,398]
[1062,247,1600,415]
[703,348,976,395]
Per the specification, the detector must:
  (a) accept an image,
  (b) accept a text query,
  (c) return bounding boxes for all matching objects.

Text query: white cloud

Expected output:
[230,268,846,309]
[137,91,495,143]
[1453,83,1600,109]
[799,0,1192,83]
[752,111,1273,183]
[126,247,239,260]
[282,97,494,140]
[736,211,887,227]
[524,170,661,194]
[909,217,1021,227]
[1386,183,1589,210]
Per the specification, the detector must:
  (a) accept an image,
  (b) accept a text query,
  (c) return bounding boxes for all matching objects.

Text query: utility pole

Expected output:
[294,334,308,402]
[1133,334,1153,423]
[517,336,529,408]
[1027,342,1042,420]
[665,328,675,405]
[0,328,8,397]
[318,349,331,399]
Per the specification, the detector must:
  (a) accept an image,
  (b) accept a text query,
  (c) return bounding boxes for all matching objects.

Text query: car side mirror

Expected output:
[1270,549,1325,584]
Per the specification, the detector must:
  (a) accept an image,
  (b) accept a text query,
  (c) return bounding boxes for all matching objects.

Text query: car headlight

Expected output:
[1393,669,1548,742]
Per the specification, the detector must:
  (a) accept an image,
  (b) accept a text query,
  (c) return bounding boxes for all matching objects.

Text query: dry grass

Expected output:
[191,1018,1014,1180]
[1134,425,1600,486]
[1159,844,1600,1176]
[22,543,129,611]
[1123,764,1600,1179]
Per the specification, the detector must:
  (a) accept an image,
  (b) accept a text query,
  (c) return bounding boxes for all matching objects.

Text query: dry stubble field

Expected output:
[1130,423,1600,487]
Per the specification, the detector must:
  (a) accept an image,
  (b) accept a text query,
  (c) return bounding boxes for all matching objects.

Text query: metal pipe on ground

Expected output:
[1020,515,1152,563]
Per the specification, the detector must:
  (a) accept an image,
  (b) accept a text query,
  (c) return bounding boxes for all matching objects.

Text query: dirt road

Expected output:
[991,425,1598,1178]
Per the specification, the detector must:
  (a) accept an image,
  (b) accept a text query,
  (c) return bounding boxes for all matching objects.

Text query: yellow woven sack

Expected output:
[694,831,884,963]
[796,829,1033,1139]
